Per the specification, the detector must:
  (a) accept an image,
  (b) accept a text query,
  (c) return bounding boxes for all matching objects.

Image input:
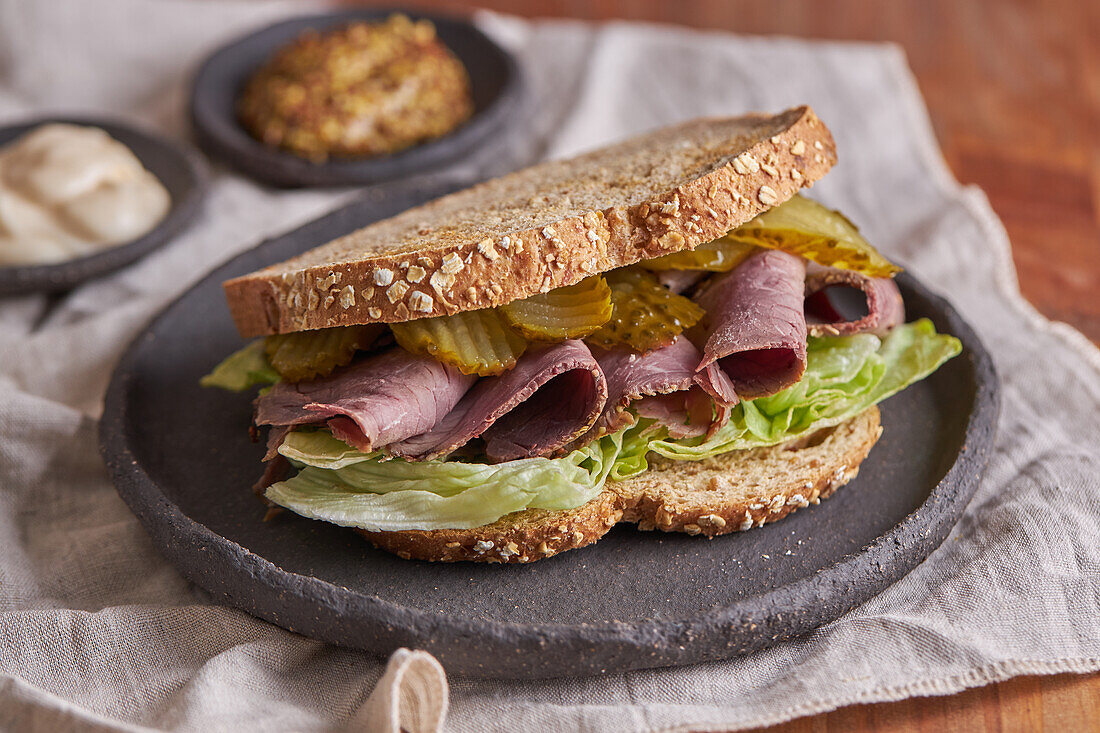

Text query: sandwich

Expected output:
[202,106,961,563]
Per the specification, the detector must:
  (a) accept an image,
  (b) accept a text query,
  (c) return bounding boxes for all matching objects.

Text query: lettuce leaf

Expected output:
[644,319,960,465]
[266,432,617,531]
[263,319,960,531]
[199,340,279,392]
[278,430,380,469]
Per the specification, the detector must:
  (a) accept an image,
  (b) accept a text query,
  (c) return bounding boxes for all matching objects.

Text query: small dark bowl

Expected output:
[190,9,524,188]
[0,117,208,297]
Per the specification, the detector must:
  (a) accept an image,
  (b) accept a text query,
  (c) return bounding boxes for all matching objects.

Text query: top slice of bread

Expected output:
[225,105,836,337]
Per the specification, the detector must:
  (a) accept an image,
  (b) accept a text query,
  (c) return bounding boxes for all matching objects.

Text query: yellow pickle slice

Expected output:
[725,194,901,277]
[264,324,383,382]
[501,275,613,341]
[391,308,527,376]
[640,239,758,272]
[585,268,704,353]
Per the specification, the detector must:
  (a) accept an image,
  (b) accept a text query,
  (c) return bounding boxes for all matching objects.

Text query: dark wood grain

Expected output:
[348,0,1100,726]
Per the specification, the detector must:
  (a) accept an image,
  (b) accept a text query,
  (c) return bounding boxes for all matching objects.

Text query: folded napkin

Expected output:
[0,2,1097,731]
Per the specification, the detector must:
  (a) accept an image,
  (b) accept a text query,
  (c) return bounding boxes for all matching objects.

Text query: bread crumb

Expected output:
[658,231,685,249]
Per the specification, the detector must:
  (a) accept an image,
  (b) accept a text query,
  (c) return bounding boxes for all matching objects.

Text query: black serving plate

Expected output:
[99,188,999,678]
[0,117,208,296]
[190,10,524,188]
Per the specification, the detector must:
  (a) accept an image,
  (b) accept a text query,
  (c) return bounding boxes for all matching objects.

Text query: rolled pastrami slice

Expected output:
[693,249,808,400]
[694,361,738,408]
[588,336,721,440]
[392,340,608,462]
[804,263,905,337]
[254,348,476,452]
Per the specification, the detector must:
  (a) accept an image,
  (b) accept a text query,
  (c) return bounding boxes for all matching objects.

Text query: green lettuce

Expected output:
[263,319,960,531]
[267,429,621,532]
[199,340,279,392]
[643,319,960,466]
[278,430,380,469]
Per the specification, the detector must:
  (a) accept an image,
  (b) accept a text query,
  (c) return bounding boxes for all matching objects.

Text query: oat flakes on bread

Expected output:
[202,105,962,565]
[224,105,835,336]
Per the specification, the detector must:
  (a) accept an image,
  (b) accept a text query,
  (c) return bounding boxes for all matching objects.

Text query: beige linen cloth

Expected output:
[1,1,1098,731]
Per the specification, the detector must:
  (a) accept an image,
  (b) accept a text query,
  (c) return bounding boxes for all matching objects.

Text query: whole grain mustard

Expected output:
[238,15,475,162]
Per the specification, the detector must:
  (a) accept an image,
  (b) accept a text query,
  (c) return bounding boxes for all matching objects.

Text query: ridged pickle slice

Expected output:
[726,194,901,277]
[501,276,613,341]
[640,239,758,272]
[586,269,705,353]
[264,324,383,382]
[391,309,527,377]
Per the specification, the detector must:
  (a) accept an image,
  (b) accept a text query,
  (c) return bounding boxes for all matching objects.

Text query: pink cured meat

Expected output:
[392,340,608,462]
[694,249,808,400]
[804,263,905,337]
[590,337,722,439]
[254,348,475,452]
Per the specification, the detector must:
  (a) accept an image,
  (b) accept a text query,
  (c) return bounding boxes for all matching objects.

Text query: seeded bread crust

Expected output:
[360,406,881,563]
[225,106,836,337]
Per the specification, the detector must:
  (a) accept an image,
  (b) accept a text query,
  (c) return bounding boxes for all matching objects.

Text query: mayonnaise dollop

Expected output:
[0,123,170,267]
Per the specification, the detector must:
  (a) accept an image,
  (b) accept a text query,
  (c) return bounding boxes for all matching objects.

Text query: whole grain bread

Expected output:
[225,106,836,337]
[361,406,881,563]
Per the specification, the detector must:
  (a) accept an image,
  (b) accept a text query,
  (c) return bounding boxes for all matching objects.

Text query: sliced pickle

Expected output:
[500,276,613,341]
[264,324,383,382]
[640,239,758,272]
[725,194,901,277]
[391,309,527,376]
[586,269,704,353]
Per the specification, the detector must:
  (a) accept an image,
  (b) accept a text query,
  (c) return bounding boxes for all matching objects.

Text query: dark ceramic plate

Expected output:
[0,117,208,296]
[100,187,999,679]
[190,10,524,188]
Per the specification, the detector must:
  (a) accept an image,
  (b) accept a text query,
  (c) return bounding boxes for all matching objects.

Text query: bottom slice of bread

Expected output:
[361,406,882,563]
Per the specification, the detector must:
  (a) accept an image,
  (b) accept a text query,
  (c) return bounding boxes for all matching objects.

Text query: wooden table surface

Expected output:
[376,1,1100,728]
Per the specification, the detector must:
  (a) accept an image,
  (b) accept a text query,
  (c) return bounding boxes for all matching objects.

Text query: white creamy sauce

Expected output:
[0,123,170,267]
